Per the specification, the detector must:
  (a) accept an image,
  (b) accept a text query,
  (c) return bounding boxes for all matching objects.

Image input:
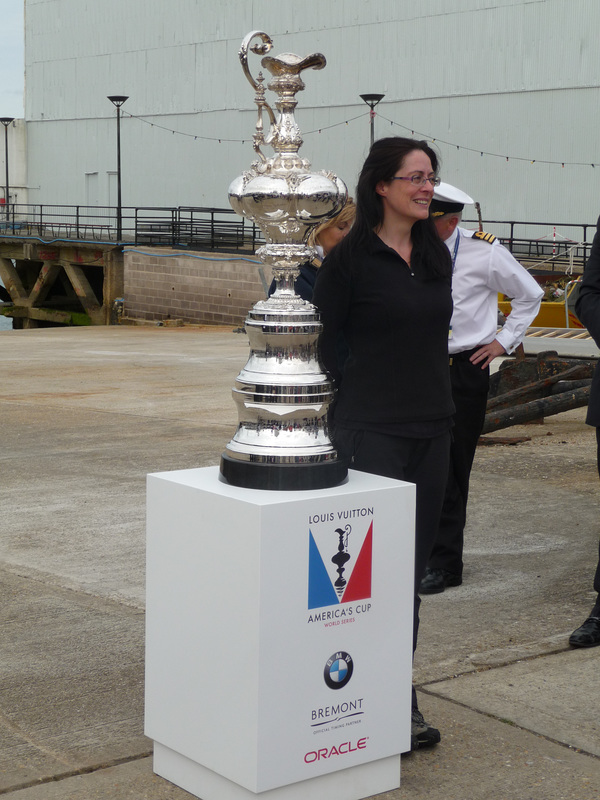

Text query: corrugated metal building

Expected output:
[23,0,600,236]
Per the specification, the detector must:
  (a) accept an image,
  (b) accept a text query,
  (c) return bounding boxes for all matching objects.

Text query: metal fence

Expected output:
[0,204,594,270]
[0,204,264,253]
[462,217,595,273]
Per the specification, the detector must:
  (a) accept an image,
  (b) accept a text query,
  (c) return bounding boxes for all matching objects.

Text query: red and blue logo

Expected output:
[308,522,372,610]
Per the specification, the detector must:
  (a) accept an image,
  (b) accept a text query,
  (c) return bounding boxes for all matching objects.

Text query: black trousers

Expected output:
[335,427,451,711]
[428,351,490,577]
[334,427,451,657]
[591,428,600,617]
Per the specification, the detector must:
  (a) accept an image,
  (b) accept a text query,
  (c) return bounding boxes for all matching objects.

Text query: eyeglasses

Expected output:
[390,175,441,187]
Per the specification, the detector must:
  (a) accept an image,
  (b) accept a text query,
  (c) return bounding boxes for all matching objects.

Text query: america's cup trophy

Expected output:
[220,31,348,491]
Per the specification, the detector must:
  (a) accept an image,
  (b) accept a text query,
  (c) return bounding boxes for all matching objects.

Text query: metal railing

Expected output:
[0,204,120,241]
[0,204,265,253]
[462,217,594,272]
[0,204,594,268]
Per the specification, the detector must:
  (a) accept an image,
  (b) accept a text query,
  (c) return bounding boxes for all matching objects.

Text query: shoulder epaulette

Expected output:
[472,230,496,244]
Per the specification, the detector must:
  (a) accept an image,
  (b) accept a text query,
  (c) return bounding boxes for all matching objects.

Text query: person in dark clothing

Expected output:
[570,215,600,648]
[313,137,454,750]
[268,200,355,301]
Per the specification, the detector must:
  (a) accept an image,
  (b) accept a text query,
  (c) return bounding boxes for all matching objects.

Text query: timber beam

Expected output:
[0,238,124,327]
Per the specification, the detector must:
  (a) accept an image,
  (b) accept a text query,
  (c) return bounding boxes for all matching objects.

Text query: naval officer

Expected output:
[420,182,543,594]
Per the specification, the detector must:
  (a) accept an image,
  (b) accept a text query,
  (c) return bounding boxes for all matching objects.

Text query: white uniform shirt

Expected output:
[447,227,543,355]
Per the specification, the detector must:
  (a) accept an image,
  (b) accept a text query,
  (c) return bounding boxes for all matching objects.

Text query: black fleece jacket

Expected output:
[313,233,454,428]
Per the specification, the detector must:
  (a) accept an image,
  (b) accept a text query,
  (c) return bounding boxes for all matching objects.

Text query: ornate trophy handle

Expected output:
[239,30,272,90]
[239,31,277,162]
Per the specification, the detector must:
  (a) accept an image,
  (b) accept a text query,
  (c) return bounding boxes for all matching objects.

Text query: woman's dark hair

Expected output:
[334,137,451,281]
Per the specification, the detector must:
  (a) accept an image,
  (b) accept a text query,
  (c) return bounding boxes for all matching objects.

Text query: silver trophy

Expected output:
[220,31,348,491]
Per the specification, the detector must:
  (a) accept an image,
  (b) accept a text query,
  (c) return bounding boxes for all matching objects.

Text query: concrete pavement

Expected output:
[1,325,599,800]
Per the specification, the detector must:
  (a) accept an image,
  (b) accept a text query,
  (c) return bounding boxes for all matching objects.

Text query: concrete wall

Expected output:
[123,248,269,326]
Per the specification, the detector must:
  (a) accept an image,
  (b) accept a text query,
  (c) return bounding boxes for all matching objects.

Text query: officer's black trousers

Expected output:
[428,351,490,578]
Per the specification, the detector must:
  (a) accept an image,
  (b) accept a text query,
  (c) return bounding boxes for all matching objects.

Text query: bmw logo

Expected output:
[324,651,353,690]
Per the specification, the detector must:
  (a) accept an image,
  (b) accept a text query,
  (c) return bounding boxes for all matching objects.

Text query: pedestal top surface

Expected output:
[148,466,413,505]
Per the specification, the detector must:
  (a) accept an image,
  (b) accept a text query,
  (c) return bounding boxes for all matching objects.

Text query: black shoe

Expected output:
[569,616,600,648]
[419,567,462,595]
[410,709,441,750]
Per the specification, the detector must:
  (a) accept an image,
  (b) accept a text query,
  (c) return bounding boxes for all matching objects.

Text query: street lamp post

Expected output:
[0,117,15,222]
[359,94,384,148]
[107,96,128,241]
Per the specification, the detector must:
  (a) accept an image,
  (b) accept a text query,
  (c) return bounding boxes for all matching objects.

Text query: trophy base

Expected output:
[219,452,348,491]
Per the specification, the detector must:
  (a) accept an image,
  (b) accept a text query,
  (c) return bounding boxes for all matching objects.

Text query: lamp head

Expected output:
[107,96,129,108]
[359,93,384,108]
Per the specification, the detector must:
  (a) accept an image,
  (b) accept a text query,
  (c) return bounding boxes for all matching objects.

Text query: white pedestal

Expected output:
[145,467,415,800]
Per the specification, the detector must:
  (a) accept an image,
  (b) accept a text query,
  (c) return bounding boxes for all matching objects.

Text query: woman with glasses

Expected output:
[313,137,454,751]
